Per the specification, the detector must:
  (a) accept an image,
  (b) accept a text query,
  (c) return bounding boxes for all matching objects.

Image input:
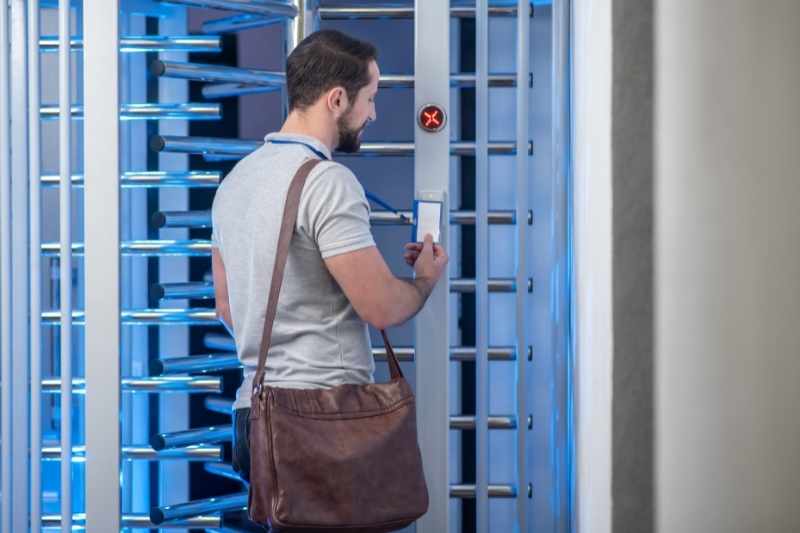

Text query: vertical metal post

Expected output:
[0,0,12,527]
[10,2,31,531]
[28,1,42,530]
[552,1,571,530]
[414,1,450,531]
[286,0,319,54]
[84,0,121,530]
[475,0,490,532]
[516,0,532,530]
[58,0,72,533]
[284,0,318,117]
[58,1,73,529]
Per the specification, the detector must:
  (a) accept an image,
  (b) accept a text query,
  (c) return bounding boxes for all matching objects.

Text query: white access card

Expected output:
[414,200,442,243]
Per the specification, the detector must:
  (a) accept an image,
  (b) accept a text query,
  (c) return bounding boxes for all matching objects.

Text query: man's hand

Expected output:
[403,233,448,279]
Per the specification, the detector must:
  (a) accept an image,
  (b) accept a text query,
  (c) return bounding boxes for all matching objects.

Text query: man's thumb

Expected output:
[423,233,434,250]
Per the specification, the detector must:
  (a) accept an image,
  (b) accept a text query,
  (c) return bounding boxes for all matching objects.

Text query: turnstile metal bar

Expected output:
[154,278,516,303]
[154,0,299,17]
[151,425,233,450]
[41,514,220,528]
[41,376,221,393]
[151,349,516,374]
[199,73,516,99]
[153,209,515,228]
[151,135,516,157]
[41,239,214,256]
[204,332,236,351]
[151,492,247,525]
[41,445,222,461]
[204,462,244,483]
[40,102,221,121]
[147,484,516,525]
[202,81,282,99]
[318,6,519,19]
[202,13,286,33]
[41,308,219,326]
[39,35,222,53]
[449,415,517,430]
[151,59,285,86]
[204,396,234,415]
[451,278,516,292]
[449,484,517,499]
[41,171,220,188]
[151,353,239,375]
[152,281,215,300]
[381,72,516,89]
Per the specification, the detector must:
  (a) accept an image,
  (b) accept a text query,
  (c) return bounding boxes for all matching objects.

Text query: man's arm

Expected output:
[323,243,440,331]
[211,246,234,336]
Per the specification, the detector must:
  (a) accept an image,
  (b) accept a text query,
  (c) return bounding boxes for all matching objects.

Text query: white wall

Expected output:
[572,0,613,532]
[655,2,800,532]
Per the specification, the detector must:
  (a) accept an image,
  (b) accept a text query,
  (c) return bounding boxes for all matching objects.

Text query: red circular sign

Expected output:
[418,104,446,132]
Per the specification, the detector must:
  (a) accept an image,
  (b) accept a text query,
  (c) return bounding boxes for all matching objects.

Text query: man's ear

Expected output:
[326,86,349,118]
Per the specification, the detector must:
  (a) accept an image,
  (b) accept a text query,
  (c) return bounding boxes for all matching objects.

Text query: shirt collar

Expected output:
[263,132,333,160]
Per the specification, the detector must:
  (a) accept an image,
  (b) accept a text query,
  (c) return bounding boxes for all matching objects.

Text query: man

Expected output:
[210,29,449,497]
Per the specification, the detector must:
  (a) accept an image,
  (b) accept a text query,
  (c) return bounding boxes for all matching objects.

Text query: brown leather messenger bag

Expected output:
[248,158,430,531]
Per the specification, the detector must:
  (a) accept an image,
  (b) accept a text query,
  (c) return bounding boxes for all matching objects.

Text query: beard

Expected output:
[336,109,367,153]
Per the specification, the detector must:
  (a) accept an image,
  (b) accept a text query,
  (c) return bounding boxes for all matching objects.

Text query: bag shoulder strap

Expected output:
[251,158,403,396]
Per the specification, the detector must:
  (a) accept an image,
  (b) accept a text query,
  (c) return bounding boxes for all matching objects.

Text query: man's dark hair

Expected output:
[286,30,378,112]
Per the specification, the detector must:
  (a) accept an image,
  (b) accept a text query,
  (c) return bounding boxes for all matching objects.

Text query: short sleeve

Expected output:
[298,162,376,259]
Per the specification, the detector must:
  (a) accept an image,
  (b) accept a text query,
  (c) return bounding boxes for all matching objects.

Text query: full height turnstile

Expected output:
[0,1,570,531]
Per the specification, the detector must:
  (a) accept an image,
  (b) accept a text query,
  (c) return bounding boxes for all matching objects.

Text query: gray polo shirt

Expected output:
[211,132,376,409]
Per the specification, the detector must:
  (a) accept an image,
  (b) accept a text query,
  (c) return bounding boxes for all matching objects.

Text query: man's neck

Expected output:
[279,110,336,154]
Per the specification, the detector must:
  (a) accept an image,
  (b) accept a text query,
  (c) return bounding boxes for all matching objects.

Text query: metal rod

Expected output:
[153,210,213,229]
[476,0,490,528]
[450,278,516,292]
[40,102,221,121]
[204,333,236,352]
[27,1,42,530]
[197,339,514,363]
[42,239,214,257]
[0,0,11,528]
[58,1,73,528]
[152,209,514,229]
[202,13,285,33]
[151,492,247,525]
[450,346,516,361]
[151,134,515,157]
[42,445,222,461]
[154,0,298,17]
[204,396,233,415]
[449,415,517,430]
[318,6,518,20]
[41,376,221,393]
[201,72,516,99]
[201,82,282,99]
[449,484,517,499]
[41,308,219,326]
[203,462,244,483]
[286,0,320,54]
[41,514,221,528]
[41,170,220,188]
[151,425,233,451]
[154,277,515,302]
[40,35,222,53]
[150,353,240,375]
[516,0,533,530]
[151,59,285,86]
